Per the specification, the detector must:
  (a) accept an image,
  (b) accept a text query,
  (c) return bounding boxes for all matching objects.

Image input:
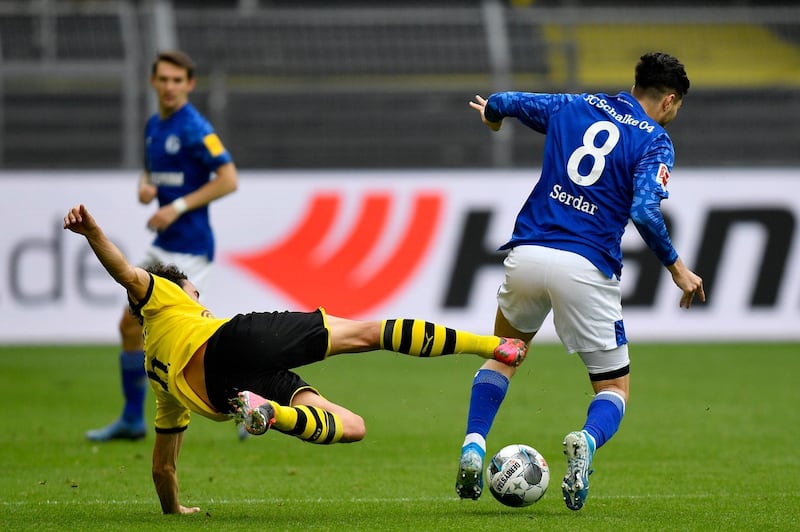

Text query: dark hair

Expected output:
[634,52,690,98]
[128,263,189,325]
[146,262,189,287]
[151,50,196,79]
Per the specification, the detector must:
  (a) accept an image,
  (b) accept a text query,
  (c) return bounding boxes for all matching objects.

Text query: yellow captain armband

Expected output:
[203,133,225,157]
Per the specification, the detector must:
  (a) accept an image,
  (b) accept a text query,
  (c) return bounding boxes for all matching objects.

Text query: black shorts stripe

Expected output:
[589,364,630,382]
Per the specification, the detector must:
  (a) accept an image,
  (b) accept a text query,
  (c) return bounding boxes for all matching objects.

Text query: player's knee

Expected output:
[595,382,629,403]
[341,413,366,442]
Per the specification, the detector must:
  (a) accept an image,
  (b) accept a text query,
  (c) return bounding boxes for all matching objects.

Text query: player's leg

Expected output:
[325,314,526,366]
[581,362,629,452]
[548,249,628,510]
[456,246,544,499]
[85,308,147,442]
[233,387,365,444]
[290,389,365,443]
[456,308,534,499]
[562,357,628,511]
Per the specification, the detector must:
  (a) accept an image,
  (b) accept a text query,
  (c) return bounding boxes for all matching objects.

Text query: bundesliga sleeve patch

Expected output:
[203,133,226,157]
[656,163,670,190]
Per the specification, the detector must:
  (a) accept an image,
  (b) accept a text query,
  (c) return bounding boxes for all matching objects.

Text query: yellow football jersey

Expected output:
[139,274,230,431]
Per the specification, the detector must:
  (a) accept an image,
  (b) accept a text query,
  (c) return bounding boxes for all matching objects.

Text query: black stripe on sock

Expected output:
[322,411,337,444]
[382,320,395,350]
[307,406,324,442]
[443,327,456,355]
[290,408,307,436]
[399,319,414,354]
[420,321,436,357]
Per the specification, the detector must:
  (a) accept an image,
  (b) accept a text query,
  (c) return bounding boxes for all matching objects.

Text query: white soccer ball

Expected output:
[487,444,550,507]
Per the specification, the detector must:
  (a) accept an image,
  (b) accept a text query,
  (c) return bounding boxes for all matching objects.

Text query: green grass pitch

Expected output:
[1,343,798,531]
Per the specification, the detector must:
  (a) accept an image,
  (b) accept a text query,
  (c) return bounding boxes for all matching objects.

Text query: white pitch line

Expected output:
[2,492,797,507]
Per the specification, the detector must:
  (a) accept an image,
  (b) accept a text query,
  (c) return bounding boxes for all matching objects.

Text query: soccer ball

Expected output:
[487,444,550,507]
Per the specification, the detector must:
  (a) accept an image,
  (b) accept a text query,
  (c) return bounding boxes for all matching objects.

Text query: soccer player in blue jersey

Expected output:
[86,50,239,442]
[454,52,705,510]
[64,203,526,514]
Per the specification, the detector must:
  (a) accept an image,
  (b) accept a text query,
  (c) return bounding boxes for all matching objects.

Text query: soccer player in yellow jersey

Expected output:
[64,203,527,515]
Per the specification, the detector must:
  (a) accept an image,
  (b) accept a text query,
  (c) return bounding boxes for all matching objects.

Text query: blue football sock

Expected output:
[120,350,146,424]
[463,369,509,450]
[582,390,625,450]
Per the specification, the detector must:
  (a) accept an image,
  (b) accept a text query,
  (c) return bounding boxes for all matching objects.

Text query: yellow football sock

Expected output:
[271,402,343,444]
[379,319,499,358]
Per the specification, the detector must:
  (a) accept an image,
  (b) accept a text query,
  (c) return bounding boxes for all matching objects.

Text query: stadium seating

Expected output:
[0,2,798,169]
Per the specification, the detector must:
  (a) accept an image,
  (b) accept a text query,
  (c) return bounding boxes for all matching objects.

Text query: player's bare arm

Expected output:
[666,257,705,309]
[469,94,502,131]
[63,204,151,303]
[152,431,200,514]
[145,161,238,232]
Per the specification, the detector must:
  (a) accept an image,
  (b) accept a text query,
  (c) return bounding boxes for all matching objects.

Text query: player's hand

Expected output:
[63,204,98,236]
[672,267,705,309]
[146,204,180,232]
[469,94,502,131]
[677,274,705,309]
[138,173,158,204]
[139,182,158,204]
[666,257,705,309]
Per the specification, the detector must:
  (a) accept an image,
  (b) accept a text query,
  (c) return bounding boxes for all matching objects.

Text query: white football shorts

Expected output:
[139,245,213,294]
[497,245,629,362]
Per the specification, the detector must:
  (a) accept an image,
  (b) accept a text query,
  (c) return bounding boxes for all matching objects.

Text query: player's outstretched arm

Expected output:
[152,431,200,514]
[469,94,502,131]
[666,257,705,309]
[63,204,150,302]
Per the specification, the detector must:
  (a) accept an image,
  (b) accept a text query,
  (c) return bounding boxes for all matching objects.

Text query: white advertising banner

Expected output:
[1,169,798,343]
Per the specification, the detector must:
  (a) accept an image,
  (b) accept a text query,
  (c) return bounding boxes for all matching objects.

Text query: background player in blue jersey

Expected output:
[454,52,705,510]
[86,50,239,442]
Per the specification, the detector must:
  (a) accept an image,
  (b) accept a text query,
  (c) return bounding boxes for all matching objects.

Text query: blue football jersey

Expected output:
[486,91,679,279]
[144,102,233,260]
